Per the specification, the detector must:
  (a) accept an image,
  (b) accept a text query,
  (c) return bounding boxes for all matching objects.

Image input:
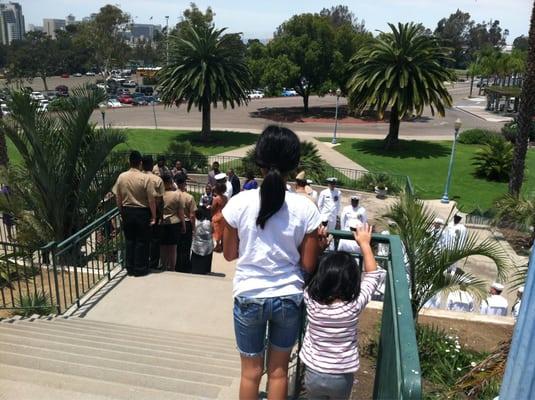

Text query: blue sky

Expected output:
[20,0,532,41]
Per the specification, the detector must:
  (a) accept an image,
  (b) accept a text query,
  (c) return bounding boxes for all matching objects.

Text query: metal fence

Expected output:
[0,208,123,315]
[289,230,422,399]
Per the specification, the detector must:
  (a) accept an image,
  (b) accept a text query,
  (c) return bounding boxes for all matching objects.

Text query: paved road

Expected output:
[6,76,505,139]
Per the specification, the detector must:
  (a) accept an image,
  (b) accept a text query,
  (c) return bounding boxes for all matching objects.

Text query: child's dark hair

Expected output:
[195,207,210,221]
[255,125,300,228]
[306,251,362,304]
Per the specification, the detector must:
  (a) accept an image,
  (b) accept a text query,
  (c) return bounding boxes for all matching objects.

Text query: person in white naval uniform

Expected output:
[512,286,524,321]
[480,282,509,316]
[215,172,233,199]
[306,179,318,204]
[446,290,474,312]
[338,196,367,253]
[317,177,341,232]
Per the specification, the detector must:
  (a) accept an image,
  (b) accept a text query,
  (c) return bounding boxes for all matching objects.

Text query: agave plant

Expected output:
[14,291,55,317]
[384,193,509,321]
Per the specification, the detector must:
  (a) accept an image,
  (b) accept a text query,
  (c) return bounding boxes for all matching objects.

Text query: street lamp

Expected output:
[165,16,170,65]
[332,88,342,145]
[441,118,463,204]
[99,103,107,131]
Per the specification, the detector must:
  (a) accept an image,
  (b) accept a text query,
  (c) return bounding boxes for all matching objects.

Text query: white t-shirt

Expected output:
[222,189,322,298]
[225,180,233,199]
[480,294,509,316]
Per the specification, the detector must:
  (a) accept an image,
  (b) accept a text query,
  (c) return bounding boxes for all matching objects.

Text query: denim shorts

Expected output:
[233,293,303,357]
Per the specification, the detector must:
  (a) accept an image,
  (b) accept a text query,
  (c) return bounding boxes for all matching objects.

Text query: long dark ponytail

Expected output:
[255,126,300,229]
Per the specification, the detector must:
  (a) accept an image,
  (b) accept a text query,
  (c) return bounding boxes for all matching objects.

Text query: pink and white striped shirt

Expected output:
[299,271,383,374]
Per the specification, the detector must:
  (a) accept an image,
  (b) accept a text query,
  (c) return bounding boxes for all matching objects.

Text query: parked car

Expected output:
[43,91,57,101]
[117,94,133,105]
[55,85,69,97]
[132,92,145,98]
[281,88,297,96]
[248,90,264,99]
[30,91,45,101]
[73,72,82,77]
[37,100,49,112]
[61,73,70,78]
[122,80,137,88]
[135,85,154,96]
[1,103,10,116]
[132,96,148,106]
[144,95,160,105]
[85,71,96,76]
[107,98,122,108]
[116,88,131,95]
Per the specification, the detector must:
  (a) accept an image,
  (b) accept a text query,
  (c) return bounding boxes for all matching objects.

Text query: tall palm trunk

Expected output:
[201,98,211,140]
[509,1,535,196]
[469,76,474,98]
[384,105,400,149]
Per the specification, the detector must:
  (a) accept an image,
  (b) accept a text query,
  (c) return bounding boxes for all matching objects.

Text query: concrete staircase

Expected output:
[0,316,241,400]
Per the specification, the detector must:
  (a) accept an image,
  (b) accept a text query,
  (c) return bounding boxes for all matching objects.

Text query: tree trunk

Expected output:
[509,1,535,196]
[41,75,48,91]
[303,93,309,114]
[384,106,401,150]
[0,112,8,167]
[469,76,474,98]
[200,99,211,140]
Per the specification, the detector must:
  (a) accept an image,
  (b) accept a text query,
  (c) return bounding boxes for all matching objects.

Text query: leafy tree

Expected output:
[513,35,529,51]
[384,193,509,322]
[261,55,300,96]
[175,2,215,34]
[510,2,535,196]
[348,23,455,149]
[158,25,251,139]
[319,5,365,31]
[246,39,268,89]
[268,13,336,112]
[434,9,473,68]
[0,86,125,243]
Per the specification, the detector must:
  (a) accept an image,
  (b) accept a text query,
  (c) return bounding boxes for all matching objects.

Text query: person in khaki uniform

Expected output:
[115,151,157,276]
[160,174,186,270]
[142,155,165,270]
[174,175,197,273]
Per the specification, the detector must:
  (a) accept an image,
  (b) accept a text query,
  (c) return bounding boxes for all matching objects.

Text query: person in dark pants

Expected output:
[142,155,165,270]
[227,169,240,196]
[115,151,157,276]
[175,175,197,273]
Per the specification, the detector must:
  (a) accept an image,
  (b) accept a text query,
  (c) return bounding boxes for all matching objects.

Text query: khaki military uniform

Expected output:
[176,190,197,273]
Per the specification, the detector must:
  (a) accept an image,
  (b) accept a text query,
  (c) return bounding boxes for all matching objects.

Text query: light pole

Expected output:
[441,118,463,204]
[332,88,342,145]
[99,103,107,131]
[165,16,169,65]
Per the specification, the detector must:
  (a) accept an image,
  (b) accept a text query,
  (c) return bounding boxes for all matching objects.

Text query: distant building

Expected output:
[28,23,42,32]
[82,13,97,23]
[0,2,25,45]
[65,14,76,26]
[43,18,65,39]
[129,23,161,42]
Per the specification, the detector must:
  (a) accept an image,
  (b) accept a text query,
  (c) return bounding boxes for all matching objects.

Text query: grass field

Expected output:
[7,129,259,165]
[319,138,535,212]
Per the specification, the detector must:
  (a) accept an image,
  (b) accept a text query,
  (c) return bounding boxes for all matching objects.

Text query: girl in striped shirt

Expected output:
[300,223,382,399]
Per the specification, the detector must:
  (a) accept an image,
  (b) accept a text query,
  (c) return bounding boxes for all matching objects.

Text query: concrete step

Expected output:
[0,342,233,386]
[0,324,240,369]
[0,364,201,400]
[58,316,237,345]
[0,350,223,398]
[0,322,239,363]
[15,319,238,356]
[0,331,239,377]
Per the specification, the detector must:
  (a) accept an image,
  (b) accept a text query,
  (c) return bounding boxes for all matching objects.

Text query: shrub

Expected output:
[47,97,75,112]
[354,172,402,194]
[143,76,158,86]
[457,129,501,145]
[501,120,535,143]
[165,140,208,172]
[14,291,55,317]
[472,137,513,181]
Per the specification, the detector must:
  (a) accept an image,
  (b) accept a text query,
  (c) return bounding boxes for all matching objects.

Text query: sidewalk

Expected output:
[455,97,513,123]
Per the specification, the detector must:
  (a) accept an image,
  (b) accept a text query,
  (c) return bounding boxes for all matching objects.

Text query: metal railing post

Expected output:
[50,243,62,314]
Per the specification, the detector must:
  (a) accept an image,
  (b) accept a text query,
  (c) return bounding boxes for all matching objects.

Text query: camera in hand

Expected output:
[321,220,328,227]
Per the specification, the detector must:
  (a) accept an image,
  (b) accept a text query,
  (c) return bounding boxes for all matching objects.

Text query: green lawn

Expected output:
[319,138,535,212]
[114,129,258,156]
[7,129,259,165]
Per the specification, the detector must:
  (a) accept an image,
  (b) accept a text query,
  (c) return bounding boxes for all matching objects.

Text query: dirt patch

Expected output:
[349,308,513,399]
[499,227,532,257]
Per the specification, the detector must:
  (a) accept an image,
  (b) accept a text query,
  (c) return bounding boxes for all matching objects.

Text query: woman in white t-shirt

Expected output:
[223,126,327,400]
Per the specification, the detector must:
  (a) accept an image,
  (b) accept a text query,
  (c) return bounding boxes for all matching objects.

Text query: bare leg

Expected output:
[239,355,264,400]
[267,348,291,400]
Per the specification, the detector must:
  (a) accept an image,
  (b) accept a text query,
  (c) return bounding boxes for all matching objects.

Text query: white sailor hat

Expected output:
[491,282,505,291]
[215,173,227,181]
[306,179,313,185]
[433,217,445,225]
[326,177,337,183]
[518,286,524,293]
[350,195,360,200]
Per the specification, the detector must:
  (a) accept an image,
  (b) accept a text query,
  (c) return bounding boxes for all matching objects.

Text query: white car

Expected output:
[107,99,122,108]
[248,90,264,99]
[37,100,49,112]
[30,91,45,101]
[86,71,96,76]
[73,72,82,77]
[122,80,137,88]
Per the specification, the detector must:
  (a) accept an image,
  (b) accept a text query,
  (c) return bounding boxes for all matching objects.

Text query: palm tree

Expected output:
[467,62,482,98]
[509,1,535,196]
[0,86,125,243]
[495,194,535,244]
[348,23,455,149]
[383,193,509,322]
[157,24,251,140]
